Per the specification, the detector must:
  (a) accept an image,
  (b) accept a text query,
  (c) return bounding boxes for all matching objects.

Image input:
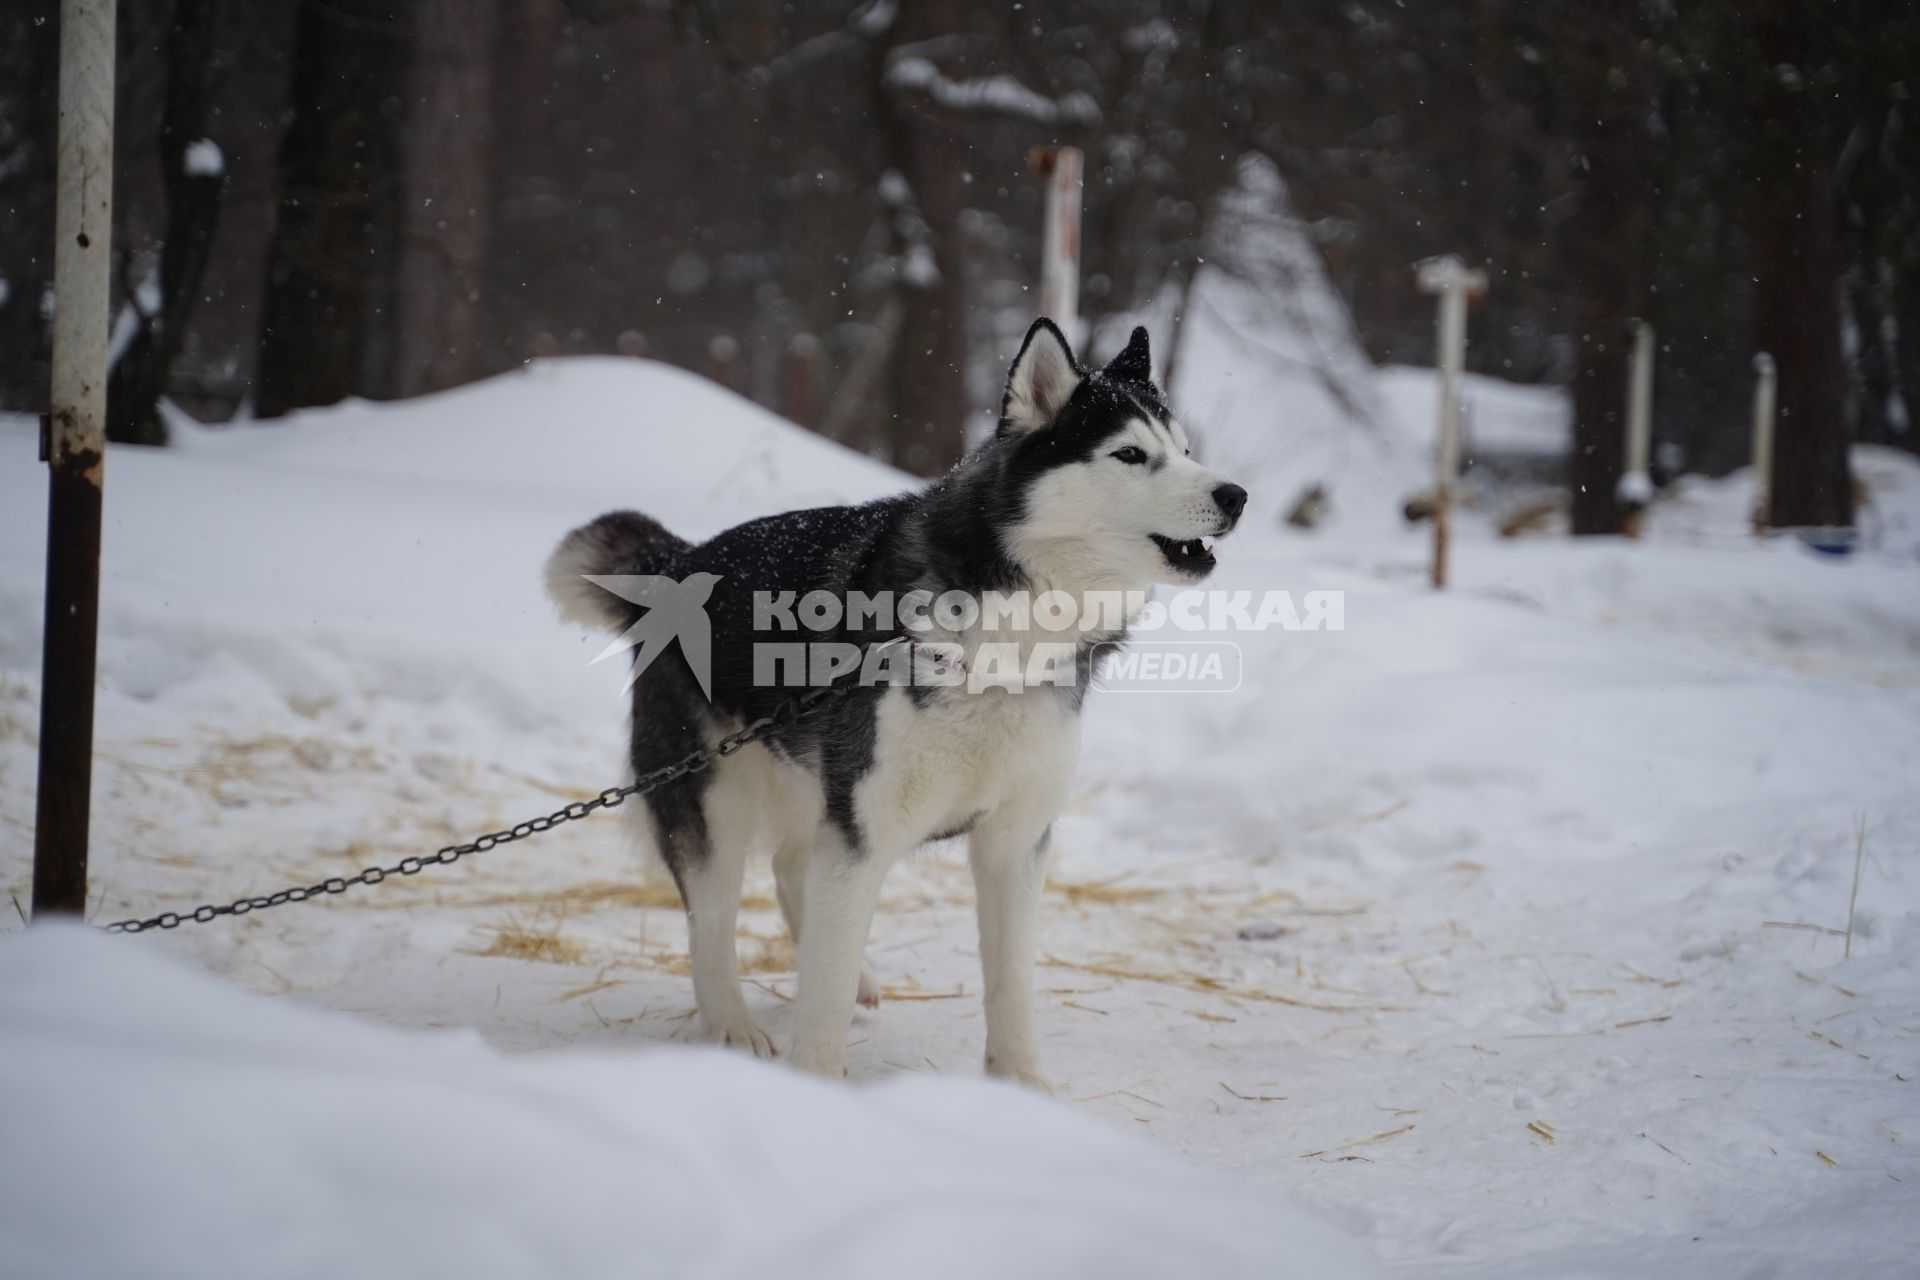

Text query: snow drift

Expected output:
[0,926,1378,1280]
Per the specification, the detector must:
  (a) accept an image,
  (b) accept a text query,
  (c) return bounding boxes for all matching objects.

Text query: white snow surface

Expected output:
[3,353,1920,1276]
[1121,155,1420,538]
[2,925,1368,1279]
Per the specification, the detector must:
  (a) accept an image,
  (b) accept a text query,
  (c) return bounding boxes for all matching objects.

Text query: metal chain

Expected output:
[103,684,851,935]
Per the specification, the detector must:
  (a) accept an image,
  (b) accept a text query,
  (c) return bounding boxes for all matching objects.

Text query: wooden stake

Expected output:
[1750,352,1777,534]
[1619,319,1654,538]
[1032,146,1083,339]
[1416,257,1487,590]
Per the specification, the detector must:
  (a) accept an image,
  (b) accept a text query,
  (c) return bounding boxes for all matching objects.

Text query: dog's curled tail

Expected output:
[544,510,690,633]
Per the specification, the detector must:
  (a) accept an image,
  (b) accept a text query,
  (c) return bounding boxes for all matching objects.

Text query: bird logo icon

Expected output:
[583,572,722,699]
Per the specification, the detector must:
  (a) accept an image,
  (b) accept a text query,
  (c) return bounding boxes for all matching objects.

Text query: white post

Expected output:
[1416,256,1488,590]
[1035,146,1082,339]
[50,0,114,459]
[1618,318,1655,535]
[33,0,116,918]
[1750,352,1777,534]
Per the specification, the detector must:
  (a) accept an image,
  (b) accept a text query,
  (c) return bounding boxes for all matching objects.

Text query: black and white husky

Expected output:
[546,319,1246,1083]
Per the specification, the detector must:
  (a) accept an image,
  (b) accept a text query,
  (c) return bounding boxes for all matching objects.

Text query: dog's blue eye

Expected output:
[1111,446,1147,464]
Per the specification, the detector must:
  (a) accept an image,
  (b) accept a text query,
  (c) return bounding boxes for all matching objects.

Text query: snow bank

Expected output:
[0,926,1377,1280]
[1137,156,1423,536]
[1375,363,1571,462]
[1648,443,1920,560]
[0,356,908,768]
[194,356,906,532]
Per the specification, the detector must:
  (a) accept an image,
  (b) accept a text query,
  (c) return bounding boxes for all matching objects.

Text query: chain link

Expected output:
[103,684,852,935]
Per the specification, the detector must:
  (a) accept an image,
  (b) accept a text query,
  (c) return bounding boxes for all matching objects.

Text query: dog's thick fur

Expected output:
[546,319,1245,1081]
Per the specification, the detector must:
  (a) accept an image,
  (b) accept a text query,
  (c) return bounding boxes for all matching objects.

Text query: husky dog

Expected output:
[546,319,1246,1083]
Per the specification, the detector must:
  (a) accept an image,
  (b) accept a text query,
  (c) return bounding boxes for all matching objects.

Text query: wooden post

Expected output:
[1618,319,1655,537]
[1416,256,1488,590]
[34,0,116,919]
[1750,352,1777,534]
[1031,146,1082,338]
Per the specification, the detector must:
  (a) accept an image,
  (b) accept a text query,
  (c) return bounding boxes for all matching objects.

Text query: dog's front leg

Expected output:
[969,820,1053,1089]
[786,828,887,1078]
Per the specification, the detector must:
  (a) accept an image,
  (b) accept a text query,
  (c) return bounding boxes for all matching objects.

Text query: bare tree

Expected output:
[105,0,227,446]
[1560,1,1647,536]
[1748,3,1853,528]
[253,0,410,418]
[0,0,58,413]
[5,0,1909,488]
[395,0,499,397]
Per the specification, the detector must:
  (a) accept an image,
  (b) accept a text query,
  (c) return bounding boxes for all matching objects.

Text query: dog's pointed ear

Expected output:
[999,318,1082,436]
[1103,326,1153,384]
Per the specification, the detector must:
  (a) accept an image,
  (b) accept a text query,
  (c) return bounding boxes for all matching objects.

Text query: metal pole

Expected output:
[1416,256,1486,590]
[33,0,116,919]
[1034,146,1082,339]
[1618,318,1655,537]
[1750,352,1777,535]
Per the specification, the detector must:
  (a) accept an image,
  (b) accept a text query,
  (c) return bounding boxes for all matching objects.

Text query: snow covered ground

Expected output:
[3,927,1369,1280]
[3,357,1918,1276]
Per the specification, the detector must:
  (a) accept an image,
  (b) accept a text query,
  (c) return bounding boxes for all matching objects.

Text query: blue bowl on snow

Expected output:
[1796,527,1858,557]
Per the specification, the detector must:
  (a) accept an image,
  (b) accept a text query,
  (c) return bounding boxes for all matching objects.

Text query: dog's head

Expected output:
[995,318,1247,588]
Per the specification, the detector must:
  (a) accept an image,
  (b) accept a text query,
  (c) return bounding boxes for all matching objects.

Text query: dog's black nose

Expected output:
[1212,483,1248,520]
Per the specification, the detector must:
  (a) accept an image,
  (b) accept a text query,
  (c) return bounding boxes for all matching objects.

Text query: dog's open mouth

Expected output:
[1150,533,1217,576]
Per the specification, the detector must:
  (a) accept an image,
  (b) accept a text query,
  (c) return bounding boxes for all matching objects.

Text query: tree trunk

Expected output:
[1750,7,1853,527]
[858,7,970,476]
[253,0,409,418]
[1754,170,1852,528]
[1562,3,1646,536]
[395,0,498,398]
[0,0,59,413]
[885,222,969,474]
[1899,267,1920,452]
[105,0,226,447]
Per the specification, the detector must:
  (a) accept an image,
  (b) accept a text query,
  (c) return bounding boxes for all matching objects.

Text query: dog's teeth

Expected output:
[1199,537,1214,555]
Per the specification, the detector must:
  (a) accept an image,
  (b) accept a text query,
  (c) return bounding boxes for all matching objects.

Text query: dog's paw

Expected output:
[786,1040,849,1080]
[856,961,882,1009]
[984,1053,1052,1094]
[705,1014,777,1059]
